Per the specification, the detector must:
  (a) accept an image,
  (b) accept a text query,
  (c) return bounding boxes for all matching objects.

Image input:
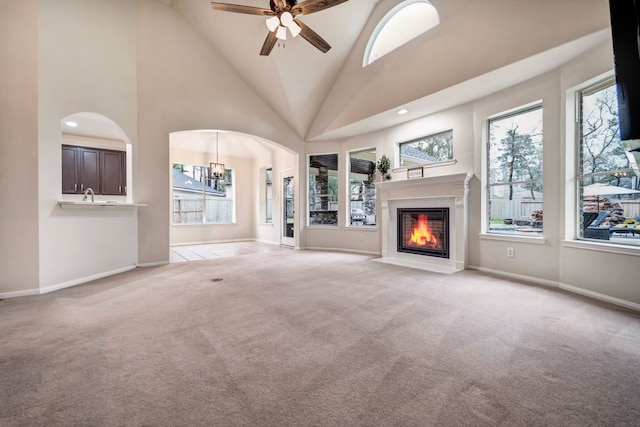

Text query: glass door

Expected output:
[281,173,295,247]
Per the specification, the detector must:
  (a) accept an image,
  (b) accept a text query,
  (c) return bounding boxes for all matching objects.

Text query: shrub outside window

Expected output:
[399,130,453,167]
[577,80,640,245]
[487,105,543,234]
[349,148,376,227]
[309,154,338,225]
[172,163,234,224]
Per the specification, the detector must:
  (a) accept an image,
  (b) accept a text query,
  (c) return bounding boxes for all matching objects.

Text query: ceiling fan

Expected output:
[210,0,349,56]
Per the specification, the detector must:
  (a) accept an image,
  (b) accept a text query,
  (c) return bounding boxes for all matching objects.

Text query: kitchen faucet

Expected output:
[82,187,95,202]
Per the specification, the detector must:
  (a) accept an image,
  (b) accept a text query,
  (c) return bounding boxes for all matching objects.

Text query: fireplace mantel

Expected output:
[374,173,473,274]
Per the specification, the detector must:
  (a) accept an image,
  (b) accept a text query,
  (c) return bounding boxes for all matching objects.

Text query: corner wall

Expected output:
[0,0,40,296]
[136,0,304,265]
[37,0,139,289]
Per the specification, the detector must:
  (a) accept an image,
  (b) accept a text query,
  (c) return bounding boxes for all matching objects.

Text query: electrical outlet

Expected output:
[359,234,365,242]
[507,247,515,258]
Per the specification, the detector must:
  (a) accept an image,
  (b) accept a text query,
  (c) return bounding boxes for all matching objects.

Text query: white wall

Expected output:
[136,0,305,265]
[0,0,40,296]
[36,0,139,290]
[310,0,610,139]
[304,38,640,307]
[254,148,297,246]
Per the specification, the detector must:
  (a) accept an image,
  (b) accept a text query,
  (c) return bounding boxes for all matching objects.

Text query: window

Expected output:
[399,130,453,167]
[309,154,338,225]
[266,167,273,223]
[577,80,640,245]
[349,149,377,227]
[172,163,234,224]
[364,0,439,66]
[487,105,543,234]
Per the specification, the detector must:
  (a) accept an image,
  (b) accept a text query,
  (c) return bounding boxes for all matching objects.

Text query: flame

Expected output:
[409,214,439,248]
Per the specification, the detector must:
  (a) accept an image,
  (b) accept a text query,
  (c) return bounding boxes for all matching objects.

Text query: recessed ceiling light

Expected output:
[397,109,408,115]
[65,121,78,127]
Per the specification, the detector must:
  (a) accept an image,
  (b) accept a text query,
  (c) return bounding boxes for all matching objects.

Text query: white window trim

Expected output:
[484,102,544,236]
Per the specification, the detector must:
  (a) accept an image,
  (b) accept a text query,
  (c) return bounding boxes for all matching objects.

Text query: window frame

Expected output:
[265,167,273,224]
[485,103,544,236]
[172,163,235,225]
[308,153,339,227]
[574,78,639,246]
[348,148,377,228]
[398,129,453,168]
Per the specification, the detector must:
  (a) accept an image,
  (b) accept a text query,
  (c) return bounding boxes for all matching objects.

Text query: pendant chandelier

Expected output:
[209,132,225,180]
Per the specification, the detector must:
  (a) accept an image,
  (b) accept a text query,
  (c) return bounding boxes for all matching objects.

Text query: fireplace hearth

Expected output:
[397,208,449,258]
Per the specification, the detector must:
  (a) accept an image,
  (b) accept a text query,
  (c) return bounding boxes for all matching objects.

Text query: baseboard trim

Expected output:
[0,288,40,299]
[468,265,639,312]
[40,265,137,295]
[252,238,280,246]
[136,261,169,268]
[304,246,381,257]
[467,266,558,288]
[558,283,640,312]
[170,238,252,247]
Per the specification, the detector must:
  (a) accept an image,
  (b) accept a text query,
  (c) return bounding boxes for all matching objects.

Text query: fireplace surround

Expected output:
[374,173,473,274]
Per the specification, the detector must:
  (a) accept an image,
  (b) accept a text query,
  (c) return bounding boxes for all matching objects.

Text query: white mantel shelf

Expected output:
[57,201,147,208]
[375,173,473,197]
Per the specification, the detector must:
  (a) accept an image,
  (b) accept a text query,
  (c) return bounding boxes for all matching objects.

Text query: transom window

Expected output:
[577,80,640,245]
[487,105,544,235]
[349,148,377,227]
[308,154,338,226]
[399,130,453,167]
[172,163,234,224]
[363,0,440,66]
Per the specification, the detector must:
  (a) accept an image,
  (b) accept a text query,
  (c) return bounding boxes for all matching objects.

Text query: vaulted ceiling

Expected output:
[161,0,612,142]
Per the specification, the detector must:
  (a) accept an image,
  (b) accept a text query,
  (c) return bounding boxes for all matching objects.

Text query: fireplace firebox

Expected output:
[397,208,449,258]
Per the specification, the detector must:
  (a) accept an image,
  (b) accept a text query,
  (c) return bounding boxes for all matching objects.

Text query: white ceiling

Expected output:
[171,0,377,139]
[170,130,275,158]
[72,0,612,154]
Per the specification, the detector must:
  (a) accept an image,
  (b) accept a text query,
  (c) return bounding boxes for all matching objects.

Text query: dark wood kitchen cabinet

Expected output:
[101,150,126,195]
[62,145,126,195]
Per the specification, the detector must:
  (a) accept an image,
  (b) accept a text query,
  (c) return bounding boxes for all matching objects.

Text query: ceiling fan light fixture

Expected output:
[266,16,279,32]
[280,11,294,27]
[276,25,287,40]
[288,21,302,37]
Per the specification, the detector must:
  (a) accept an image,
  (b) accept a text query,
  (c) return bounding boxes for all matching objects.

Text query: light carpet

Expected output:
[1,249,639,426]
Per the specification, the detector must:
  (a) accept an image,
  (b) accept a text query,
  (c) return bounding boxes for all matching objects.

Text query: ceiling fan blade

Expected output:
[295,19,331,53]
[273,0,287,12]
[291,0,349,16]
[210,2,274,16]
[260,31,278,56]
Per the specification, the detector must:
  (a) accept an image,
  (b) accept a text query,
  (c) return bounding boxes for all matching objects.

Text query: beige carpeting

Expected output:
[1,246,639,426]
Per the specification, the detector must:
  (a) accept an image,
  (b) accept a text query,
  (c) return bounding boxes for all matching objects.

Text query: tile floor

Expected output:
[170,241,292,263]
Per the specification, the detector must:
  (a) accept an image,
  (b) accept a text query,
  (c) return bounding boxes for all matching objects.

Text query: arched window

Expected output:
[363,0,440,67]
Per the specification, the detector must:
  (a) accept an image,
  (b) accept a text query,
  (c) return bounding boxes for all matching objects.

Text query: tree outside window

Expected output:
[399,130,453,167]
[487,105,543,234]
[578,81,640,245]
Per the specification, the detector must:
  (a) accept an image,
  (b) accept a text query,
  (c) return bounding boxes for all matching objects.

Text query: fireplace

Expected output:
[397,208,449,258]
[374,172,472,274]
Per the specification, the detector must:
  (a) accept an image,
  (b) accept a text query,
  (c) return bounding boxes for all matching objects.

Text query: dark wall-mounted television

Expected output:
[608,0,640,142]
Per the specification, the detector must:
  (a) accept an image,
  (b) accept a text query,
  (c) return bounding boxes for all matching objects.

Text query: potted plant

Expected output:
[377,154,391,181]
